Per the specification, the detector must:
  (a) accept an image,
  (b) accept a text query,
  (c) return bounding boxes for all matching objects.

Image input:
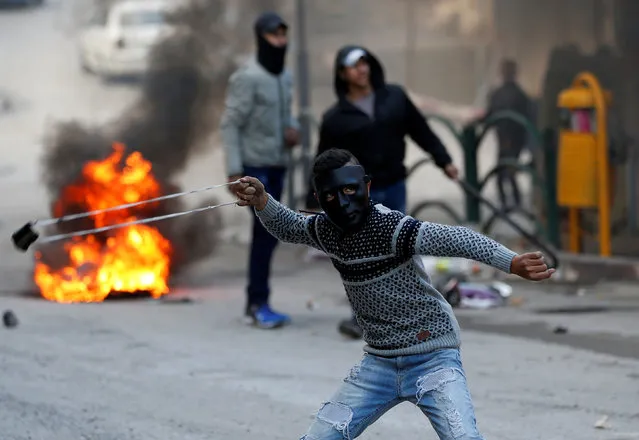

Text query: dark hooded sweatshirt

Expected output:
[486,80,531,157]
[315,46,453,189]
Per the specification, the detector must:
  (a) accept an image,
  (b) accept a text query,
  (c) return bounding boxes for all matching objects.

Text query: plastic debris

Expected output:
[421,256,483,277]
[490,281,513,298]
[594,415,610,429]
[458,282,509,309]
[436,276,513,309]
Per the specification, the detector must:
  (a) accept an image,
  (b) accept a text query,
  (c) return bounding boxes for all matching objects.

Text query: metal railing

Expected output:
[285,109,561,268]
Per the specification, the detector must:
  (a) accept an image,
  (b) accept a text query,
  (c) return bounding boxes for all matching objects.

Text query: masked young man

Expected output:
[232,148,554,440]
[221,11,299,329]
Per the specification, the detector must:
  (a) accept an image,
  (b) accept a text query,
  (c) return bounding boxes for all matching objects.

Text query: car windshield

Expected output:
[120,9,166,27]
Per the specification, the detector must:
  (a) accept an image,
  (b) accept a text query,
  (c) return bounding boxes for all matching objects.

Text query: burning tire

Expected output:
[34,144,173,303]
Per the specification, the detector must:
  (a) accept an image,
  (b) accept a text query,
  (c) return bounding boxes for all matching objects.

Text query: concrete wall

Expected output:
[293,0,495,113]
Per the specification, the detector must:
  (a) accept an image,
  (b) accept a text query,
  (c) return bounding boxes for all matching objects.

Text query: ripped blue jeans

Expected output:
[300,349,483,440]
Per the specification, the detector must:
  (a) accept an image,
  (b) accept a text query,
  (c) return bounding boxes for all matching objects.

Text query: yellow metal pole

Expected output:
[568,207,581,253]
[573,72,611,256]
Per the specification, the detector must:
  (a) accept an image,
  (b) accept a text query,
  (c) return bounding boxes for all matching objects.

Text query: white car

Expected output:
[78,0,178,79]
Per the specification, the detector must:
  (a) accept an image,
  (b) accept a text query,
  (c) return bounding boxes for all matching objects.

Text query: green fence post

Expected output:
[543,128,561,248]
[461,124,481,223]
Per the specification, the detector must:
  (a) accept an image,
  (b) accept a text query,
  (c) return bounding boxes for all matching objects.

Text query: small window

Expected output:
[120,9,166,26]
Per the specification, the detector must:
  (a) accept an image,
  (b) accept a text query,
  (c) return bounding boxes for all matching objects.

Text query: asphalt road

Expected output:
[1,3,638,440]
[2,243,639,439]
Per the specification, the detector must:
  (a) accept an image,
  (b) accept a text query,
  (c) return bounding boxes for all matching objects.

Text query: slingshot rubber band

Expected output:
[32,180,240,227]
[38,200,238,244]
[12,179,242,252]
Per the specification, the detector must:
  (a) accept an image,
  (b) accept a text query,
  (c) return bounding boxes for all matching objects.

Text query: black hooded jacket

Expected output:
[486,80,531,154]
[315,46,453,189]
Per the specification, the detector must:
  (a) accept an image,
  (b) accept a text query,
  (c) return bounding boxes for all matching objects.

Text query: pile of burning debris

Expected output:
[33,142,207,303]
[31,0,285,303]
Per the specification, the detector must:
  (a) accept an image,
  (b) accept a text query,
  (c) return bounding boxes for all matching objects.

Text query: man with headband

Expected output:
[232,148,554,440]
[305,45,460,338]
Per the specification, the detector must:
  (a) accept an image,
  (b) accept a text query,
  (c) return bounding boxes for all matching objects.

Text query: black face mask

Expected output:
[254,12,288,75]
[256,35,287,75]
[313,165,371,234]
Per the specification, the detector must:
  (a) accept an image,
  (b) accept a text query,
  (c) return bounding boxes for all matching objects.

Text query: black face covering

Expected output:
[254,13,288,75]
[313,165,371,234]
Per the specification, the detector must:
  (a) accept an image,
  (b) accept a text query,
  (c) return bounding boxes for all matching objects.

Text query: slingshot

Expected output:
[11,180,240,252]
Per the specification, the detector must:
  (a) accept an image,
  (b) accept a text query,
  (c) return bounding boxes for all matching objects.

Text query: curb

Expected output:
[495,237,639,285]
[552,252,639,284]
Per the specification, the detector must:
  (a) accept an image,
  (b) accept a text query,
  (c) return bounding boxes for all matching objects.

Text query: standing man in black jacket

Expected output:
[306,46,460,338]
[484,59,532,210]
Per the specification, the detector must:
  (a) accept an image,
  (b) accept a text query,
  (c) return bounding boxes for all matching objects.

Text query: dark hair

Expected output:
[312,148,360,177]
[501,58,517,80]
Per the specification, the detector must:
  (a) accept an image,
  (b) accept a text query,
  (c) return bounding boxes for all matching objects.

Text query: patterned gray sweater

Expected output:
[256,196,517,357]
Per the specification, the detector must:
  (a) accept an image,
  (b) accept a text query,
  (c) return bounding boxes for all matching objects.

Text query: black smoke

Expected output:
[37,0,283,279]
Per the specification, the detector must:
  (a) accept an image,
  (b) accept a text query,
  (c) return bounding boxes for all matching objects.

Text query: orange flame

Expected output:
[34,143,172,303]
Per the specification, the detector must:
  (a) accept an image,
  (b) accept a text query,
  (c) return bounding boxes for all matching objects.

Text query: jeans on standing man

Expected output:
[243,166,286,309]
[369,180,407,213]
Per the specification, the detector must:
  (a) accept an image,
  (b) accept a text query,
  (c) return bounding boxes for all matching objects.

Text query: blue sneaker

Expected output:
[245,304,291,329]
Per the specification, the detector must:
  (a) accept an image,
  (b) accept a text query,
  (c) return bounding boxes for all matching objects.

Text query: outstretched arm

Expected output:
[255,195,322,248]
[232,177,322,249]
[396,217,554,280]
[403,89,453,169]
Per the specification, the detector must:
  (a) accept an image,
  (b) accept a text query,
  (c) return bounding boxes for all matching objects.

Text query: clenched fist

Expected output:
[284,127,300,148]
[443,164,459,180]
[230,176,269,211]
[510,252,555,281]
